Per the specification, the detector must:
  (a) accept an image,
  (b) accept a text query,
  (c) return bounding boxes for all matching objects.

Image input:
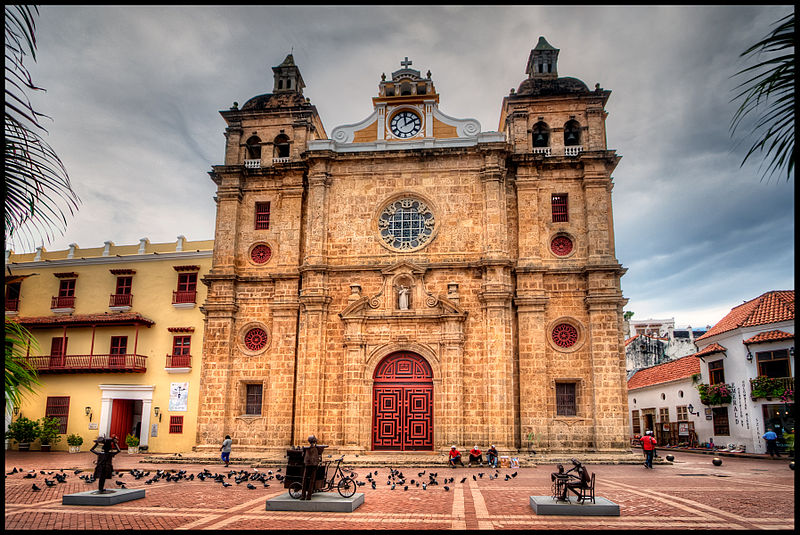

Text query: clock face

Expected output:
[390,111,422,138]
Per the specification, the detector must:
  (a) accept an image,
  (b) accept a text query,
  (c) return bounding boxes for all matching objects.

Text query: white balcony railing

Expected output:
[532,147,551,156]
[564,146,582,157]
[272,157,290,164]
[244,159,261,169]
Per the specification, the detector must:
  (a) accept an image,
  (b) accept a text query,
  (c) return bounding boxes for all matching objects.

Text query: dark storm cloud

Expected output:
[15,5,793,327]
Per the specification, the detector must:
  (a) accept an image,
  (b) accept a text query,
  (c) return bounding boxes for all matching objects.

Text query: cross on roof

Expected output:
[400,57,412,69]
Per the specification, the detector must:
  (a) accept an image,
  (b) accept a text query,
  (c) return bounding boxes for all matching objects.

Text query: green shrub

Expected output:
[66,433,84,446]
[37,416,62,446]
[5,416,40,444]
[125,433,140,448]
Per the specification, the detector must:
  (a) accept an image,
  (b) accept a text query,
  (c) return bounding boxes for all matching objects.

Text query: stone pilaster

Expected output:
[515,292,550,451]
[440,318,465,449]
[294,294,331,444]
[341,318,366,448]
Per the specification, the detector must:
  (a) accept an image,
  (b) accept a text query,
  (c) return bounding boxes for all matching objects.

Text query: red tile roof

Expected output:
[696,290,794,341]
[743,330,794,345]
[627,354,701,391]
[694,342,727,358]
[12,312,155,328]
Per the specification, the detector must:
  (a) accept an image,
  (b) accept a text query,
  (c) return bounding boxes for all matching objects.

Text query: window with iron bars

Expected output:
[169,415,184,434]
[245,384,263,415]
[555,382,577,416]
[551,194,568,222]
[631,409,641,435]
[255,202,271,230]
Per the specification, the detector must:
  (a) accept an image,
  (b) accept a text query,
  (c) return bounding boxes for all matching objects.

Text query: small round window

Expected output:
[551,323,579,348]
[378,197,436,252]
[250,244,272,264]
[661,393,666,400]
[551,235,573,256]
[244,328,268,351]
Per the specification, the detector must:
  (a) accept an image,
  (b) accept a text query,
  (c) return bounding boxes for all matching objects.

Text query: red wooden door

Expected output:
[110,399,135,449]
[372,352,433,451]
[49,337,67,368]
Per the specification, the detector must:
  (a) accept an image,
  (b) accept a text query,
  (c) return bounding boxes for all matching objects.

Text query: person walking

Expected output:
[641,430,657,469]
[762,429,780,458]
[220,435,232,467]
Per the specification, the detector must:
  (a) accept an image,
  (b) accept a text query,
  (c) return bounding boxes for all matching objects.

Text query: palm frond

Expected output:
[729,12,795,182]
[5,319,41,409]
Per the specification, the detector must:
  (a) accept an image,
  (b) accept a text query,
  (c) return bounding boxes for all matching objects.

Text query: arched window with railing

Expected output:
[532,121,550,148]
[273,134,290,159]
[564,120,581,147]
[245,136,262,159]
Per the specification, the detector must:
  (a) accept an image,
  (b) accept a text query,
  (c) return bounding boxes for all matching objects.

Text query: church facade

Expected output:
[195,38,629,454]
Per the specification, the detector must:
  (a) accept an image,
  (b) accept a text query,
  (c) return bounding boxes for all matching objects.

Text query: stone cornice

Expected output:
[9,250,211,270]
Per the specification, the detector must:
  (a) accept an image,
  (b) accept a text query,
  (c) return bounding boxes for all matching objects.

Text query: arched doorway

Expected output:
[372,352,433,451]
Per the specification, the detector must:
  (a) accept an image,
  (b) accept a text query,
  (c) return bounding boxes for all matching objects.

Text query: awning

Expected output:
[12,312,155,329]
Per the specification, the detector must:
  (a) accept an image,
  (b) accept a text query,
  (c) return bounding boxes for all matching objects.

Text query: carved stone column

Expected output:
[514,292,550,452]
[341,318,366,449]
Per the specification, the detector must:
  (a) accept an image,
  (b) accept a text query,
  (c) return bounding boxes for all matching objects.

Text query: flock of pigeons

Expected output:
[8,464,519,494]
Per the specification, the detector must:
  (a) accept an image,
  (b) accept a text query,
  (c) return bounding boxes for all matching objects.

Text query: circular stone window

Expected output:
[550,235,574,257]
[250,243,272,264]
[551,323,579,348]
[244,327,269,352]
[377,197,436,252]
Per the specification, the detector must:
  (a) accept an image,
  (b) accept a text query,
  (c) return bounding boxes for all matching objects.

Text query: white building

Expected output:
[693,290,794,454]
[627,354,714,447]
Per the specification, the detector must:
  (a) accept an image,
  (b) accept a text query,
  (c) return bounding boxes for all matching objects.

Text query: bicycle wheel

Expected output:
[288,481,303,499]
[337,477,356,498]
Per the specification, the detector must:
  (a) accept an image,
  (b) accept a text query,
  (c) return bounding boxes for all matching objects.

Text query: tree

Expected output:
[5,6,78,409]
[5,5,80,250]
[730,12,795,182]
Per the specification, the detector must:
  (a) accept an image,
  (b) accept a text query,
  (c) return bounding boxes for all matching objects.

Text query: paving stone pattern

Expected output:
[5,451,794,530]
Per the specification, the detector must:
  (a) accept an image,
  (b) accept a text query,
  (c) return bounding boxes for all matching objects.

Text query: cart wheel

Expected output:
[338,477,356,498]
[288,482,303,499]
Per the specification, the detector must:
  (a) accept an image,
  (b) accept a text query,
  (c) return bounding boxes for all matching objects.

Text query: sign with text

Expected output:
[169,382,188,411]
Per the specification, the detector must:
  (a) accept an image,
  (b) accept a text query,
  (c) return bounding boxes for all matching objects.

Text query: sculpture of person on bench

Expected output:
[553,458,591,503]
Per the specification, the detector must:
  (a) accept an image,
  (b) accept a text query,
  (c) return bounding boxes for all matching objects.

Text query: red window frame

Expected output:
[255,202,271,230]
[59,279,76,297]
[115,276,132,295]
[50,337,68,356]
[245,384,263,415]
[172,336,191,356]
[169,415,184,434]
[708,359,725,385]
[45,396,70,434]
[555,382,577,416]
[551,194,568,222]
[110,336,128,355]
[177,273,197,293]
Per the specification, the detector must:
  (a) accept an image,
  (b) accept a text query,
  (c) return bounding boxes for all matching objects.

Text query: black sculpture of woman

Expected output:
[90,436,121,493]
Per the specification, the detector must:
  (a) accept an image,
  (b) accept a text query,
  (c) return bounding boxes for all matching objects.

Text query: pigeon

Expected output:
[40,470,46,474]
[478,473,484,478]
[32,483,41,491]
[115,480,126,486]
[222,482,232,487]
[44,479,56,487]
[8,468,18,475]
[422,483,427,490]
[444,486,450,491]
[404,485,408,491]
[23,473,36,479]
[391,483,396,490]
[505,474,511,481]
[247,483,256,490]
[511,472,518,478]
[145,480,154,485]
[263,483,270,488]
[371,481,376,489]
[460,477,467,483]
[473,475,477,481]
[418,471,426,477]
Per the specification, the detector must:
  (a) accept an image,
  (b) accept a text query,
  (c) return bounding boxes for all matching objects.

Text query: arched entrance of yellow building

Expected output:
[372,352,433,451]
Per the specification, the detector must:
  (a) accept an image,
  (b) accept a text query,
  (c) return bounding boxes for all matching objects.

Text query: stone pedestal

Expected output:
[63,488,146,506]
[266,492,364,512]
[529,495,620,516]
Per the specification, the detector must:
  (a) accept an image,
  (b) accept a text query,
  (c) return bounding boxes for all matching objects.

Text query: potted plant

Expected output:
[125,433,140,454]
[696,382,734,405]
[5,416,39,451]
[67,433,84,453]
[37,416,62,452]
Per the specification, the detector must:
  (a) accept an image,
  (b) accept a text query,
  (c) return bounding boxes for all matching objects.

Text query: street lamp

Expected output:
[154,406,161,422]
[85,406,93,422]
[687,404,700,417]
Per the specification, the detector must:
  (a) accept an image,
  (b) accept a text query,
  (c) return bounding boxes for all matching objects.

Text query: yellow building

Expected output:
[5,237,211,453]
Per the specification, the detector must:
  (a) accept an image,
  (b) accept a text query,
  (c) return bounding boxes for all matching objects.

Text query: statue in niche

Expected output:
[398,286,410,310]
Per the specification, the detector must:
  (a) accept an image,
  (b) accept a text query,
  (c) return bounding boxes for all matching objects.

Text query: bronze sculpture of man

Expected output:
[301,435,323,500]
[552,458,591,502]
[90,435,121,493]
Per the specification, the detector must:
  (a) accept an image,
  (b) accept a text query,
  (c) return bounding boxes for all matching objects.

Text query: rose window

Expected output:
[551,323,579,348]
[244,328,268,351]
[551,236,573,256]
[250,244,272,264]
[378,198,435,251]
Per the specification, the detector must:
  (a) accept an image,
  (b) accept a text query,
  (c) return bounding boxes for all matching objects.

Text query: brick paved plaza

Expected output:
[4,451,794,530]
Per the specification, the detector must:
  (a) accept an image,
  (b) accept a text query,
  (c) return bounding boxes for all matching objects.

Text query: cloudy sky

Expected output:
[15,5,794,329]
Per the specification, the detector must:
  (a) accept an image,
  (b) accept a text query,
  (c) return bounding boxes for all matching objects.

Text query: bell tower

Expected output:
[525,36,559,79]
[272,54,305,94]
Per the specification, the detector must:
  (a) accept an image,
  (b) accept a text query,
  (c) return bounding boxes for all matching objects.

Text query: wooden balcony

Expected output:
[5,298,19,312]
[51,296,75,309]
[27,353,147,373]
[166,354,192,368]
[109,293,133,307]
[172,290,197,304]
[750,376,794,400]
